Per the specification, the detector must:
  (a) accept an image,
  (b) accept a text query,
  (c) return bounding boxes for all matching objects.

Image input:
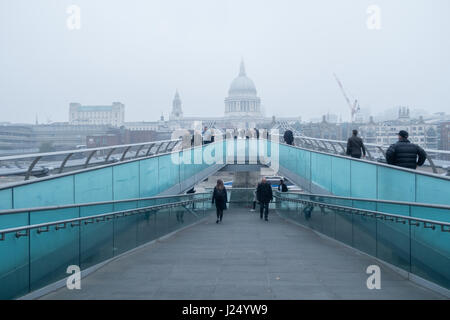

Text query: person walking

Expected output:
[346,129,366,159]
[256,178,273,221]
[283,129,294,145]
[212,179,227,224]
[278,179,288,192]
[202,126,212,145]
[386,130,427,170]
[254,128,260,139]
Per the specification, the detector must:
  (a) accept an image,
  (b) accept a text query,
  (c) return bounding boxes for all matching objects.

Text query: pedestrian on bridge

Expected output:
[202,126,212,145]
[386,130,427,170]
[257,178,273,221]
[346,129,366,159]
[283,129,294,145]
[278,179,288,192]
[212,179,228,224]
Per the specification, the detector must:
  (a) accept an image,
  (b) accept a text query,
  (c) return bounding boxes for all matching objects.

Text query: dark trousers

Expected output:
[259,202,269,219]
[252,201,256,210]
[216,207,223,221]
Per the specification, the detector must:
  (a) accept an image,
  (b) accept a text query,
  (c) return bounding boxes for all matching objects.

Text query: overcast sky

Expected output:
[1,0,449,123]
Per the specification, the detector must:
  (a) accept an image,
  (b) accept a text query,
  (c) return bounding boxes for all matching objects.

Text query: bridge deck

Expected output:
[41,207,445,300]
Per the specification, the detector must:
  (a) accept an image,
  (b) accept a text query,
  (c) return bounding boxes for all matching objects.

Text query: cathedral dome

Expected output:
[224,60,262,118]
[228,61,257,96]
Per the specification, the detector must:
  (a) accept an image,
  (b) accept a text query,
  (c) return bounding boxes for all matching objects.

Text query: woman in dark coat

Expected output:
[212,179,227,224]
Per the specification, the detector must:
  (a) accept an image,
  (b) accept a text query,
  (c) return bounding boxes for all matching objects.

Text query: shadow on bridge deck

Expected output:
[41,207,445,300]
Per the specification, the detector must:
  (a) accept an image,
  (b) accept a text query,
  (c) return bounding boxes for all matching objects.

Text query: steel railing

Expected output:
[0,138,182,180]
[0,196,211,240]
[274,194,450,232]
[0,192,211,216]
[273,134,450,174]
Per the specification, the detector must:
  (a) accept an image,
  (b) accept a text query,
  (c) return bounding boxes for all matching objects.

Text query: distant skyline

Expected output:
[1,0,450,124]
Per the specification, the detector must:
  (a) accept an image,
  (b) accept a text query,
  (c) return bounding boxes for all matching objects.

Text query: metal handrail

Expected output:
[0,192,212,216]
[274,194,450,231]
[271,135,450,179]
[0,138,182,180]
[0,197,211,239]
[291,135,450,156]
[0,138,181,161]
[274,133,450,174]
[275,191,450,210]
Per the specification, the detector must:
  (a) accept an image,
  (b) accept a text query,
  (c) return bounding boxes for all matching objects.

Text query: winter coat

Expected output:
[212,187,227,210]
[346,135,366,158]
[283,130,294,145]
[386,138,427,169]
[257,182,273,203]
[278,182,288,192]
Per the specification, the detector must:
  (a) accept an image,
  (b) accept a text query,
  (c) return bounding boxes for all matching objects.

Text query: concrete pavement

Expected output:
[41,207,446,300]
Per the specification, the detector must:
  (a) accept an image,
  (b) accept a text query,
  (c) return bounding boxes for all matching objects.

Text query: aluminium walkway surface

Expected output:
[41,207,446,300]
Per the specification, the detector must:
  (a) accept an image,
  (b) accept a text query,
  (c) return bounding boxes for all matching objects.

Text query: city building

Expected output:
[169,90,183,121]
[439,121,450,151]
[86,128,160,148]
[69,102,125,127]
[358,107,439,149]
[224,60,263,119]
[32,123,114,150]
[0,124,37,155]
[125,60,300,133]
[300,115,353,141]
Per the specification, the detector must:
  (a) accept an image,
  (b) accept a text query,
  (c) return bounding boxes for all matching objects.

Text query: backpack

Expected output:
[281,183,288,192]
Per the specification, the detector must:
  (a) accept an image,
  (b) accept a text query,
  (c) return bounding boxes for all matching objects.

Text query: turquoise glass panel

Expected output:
[136,209,157,245]
[311,153,332,192]
[377,166,415,202]
[158,155,171,192]
[139,157,159,197]
[350,161,377,199]
[113,161,140,200]
[376,218,411,270]
[352,213,376,256]
[0,189,12,210]
[334,209,352,246]
[29,224,79,291]
[416,175,450,206]
[74,167,113,203]
[13,176,74,209]
[352,200,376,211]
[154,208,170,238]
[331,157,351,197]
[79,204,114,269]
[377,203,410,217]
[113,201,138,255]
[411,224,450,290]
[29,207,79,292]
[0,213,29,299]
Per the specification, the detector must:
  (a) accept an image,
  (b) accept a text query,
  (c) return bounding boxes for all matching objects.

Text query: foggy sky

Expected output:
[1,0,449,124]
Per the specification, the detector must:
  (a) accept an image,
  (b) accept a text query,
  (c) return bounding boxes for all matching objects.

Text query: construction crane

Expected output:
[333,73,360,122]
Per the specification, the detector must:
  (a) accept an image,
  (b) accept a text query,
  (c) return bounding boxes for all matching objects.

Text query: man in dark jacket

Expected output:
[386,130,427,170]
[256,178,273,221]
[278,179,288,192]
[346,129,366,159]
[283,130,294,145]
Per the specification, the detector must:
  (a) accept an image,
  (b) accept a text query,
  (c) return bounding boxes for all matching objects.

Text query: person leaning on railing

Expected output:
[386,130,427,170]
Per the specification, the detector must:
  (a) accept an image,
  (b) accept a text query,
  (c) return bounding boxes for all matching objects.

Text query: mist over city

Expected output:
[0,0,449,305]
[1,0,449,124]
